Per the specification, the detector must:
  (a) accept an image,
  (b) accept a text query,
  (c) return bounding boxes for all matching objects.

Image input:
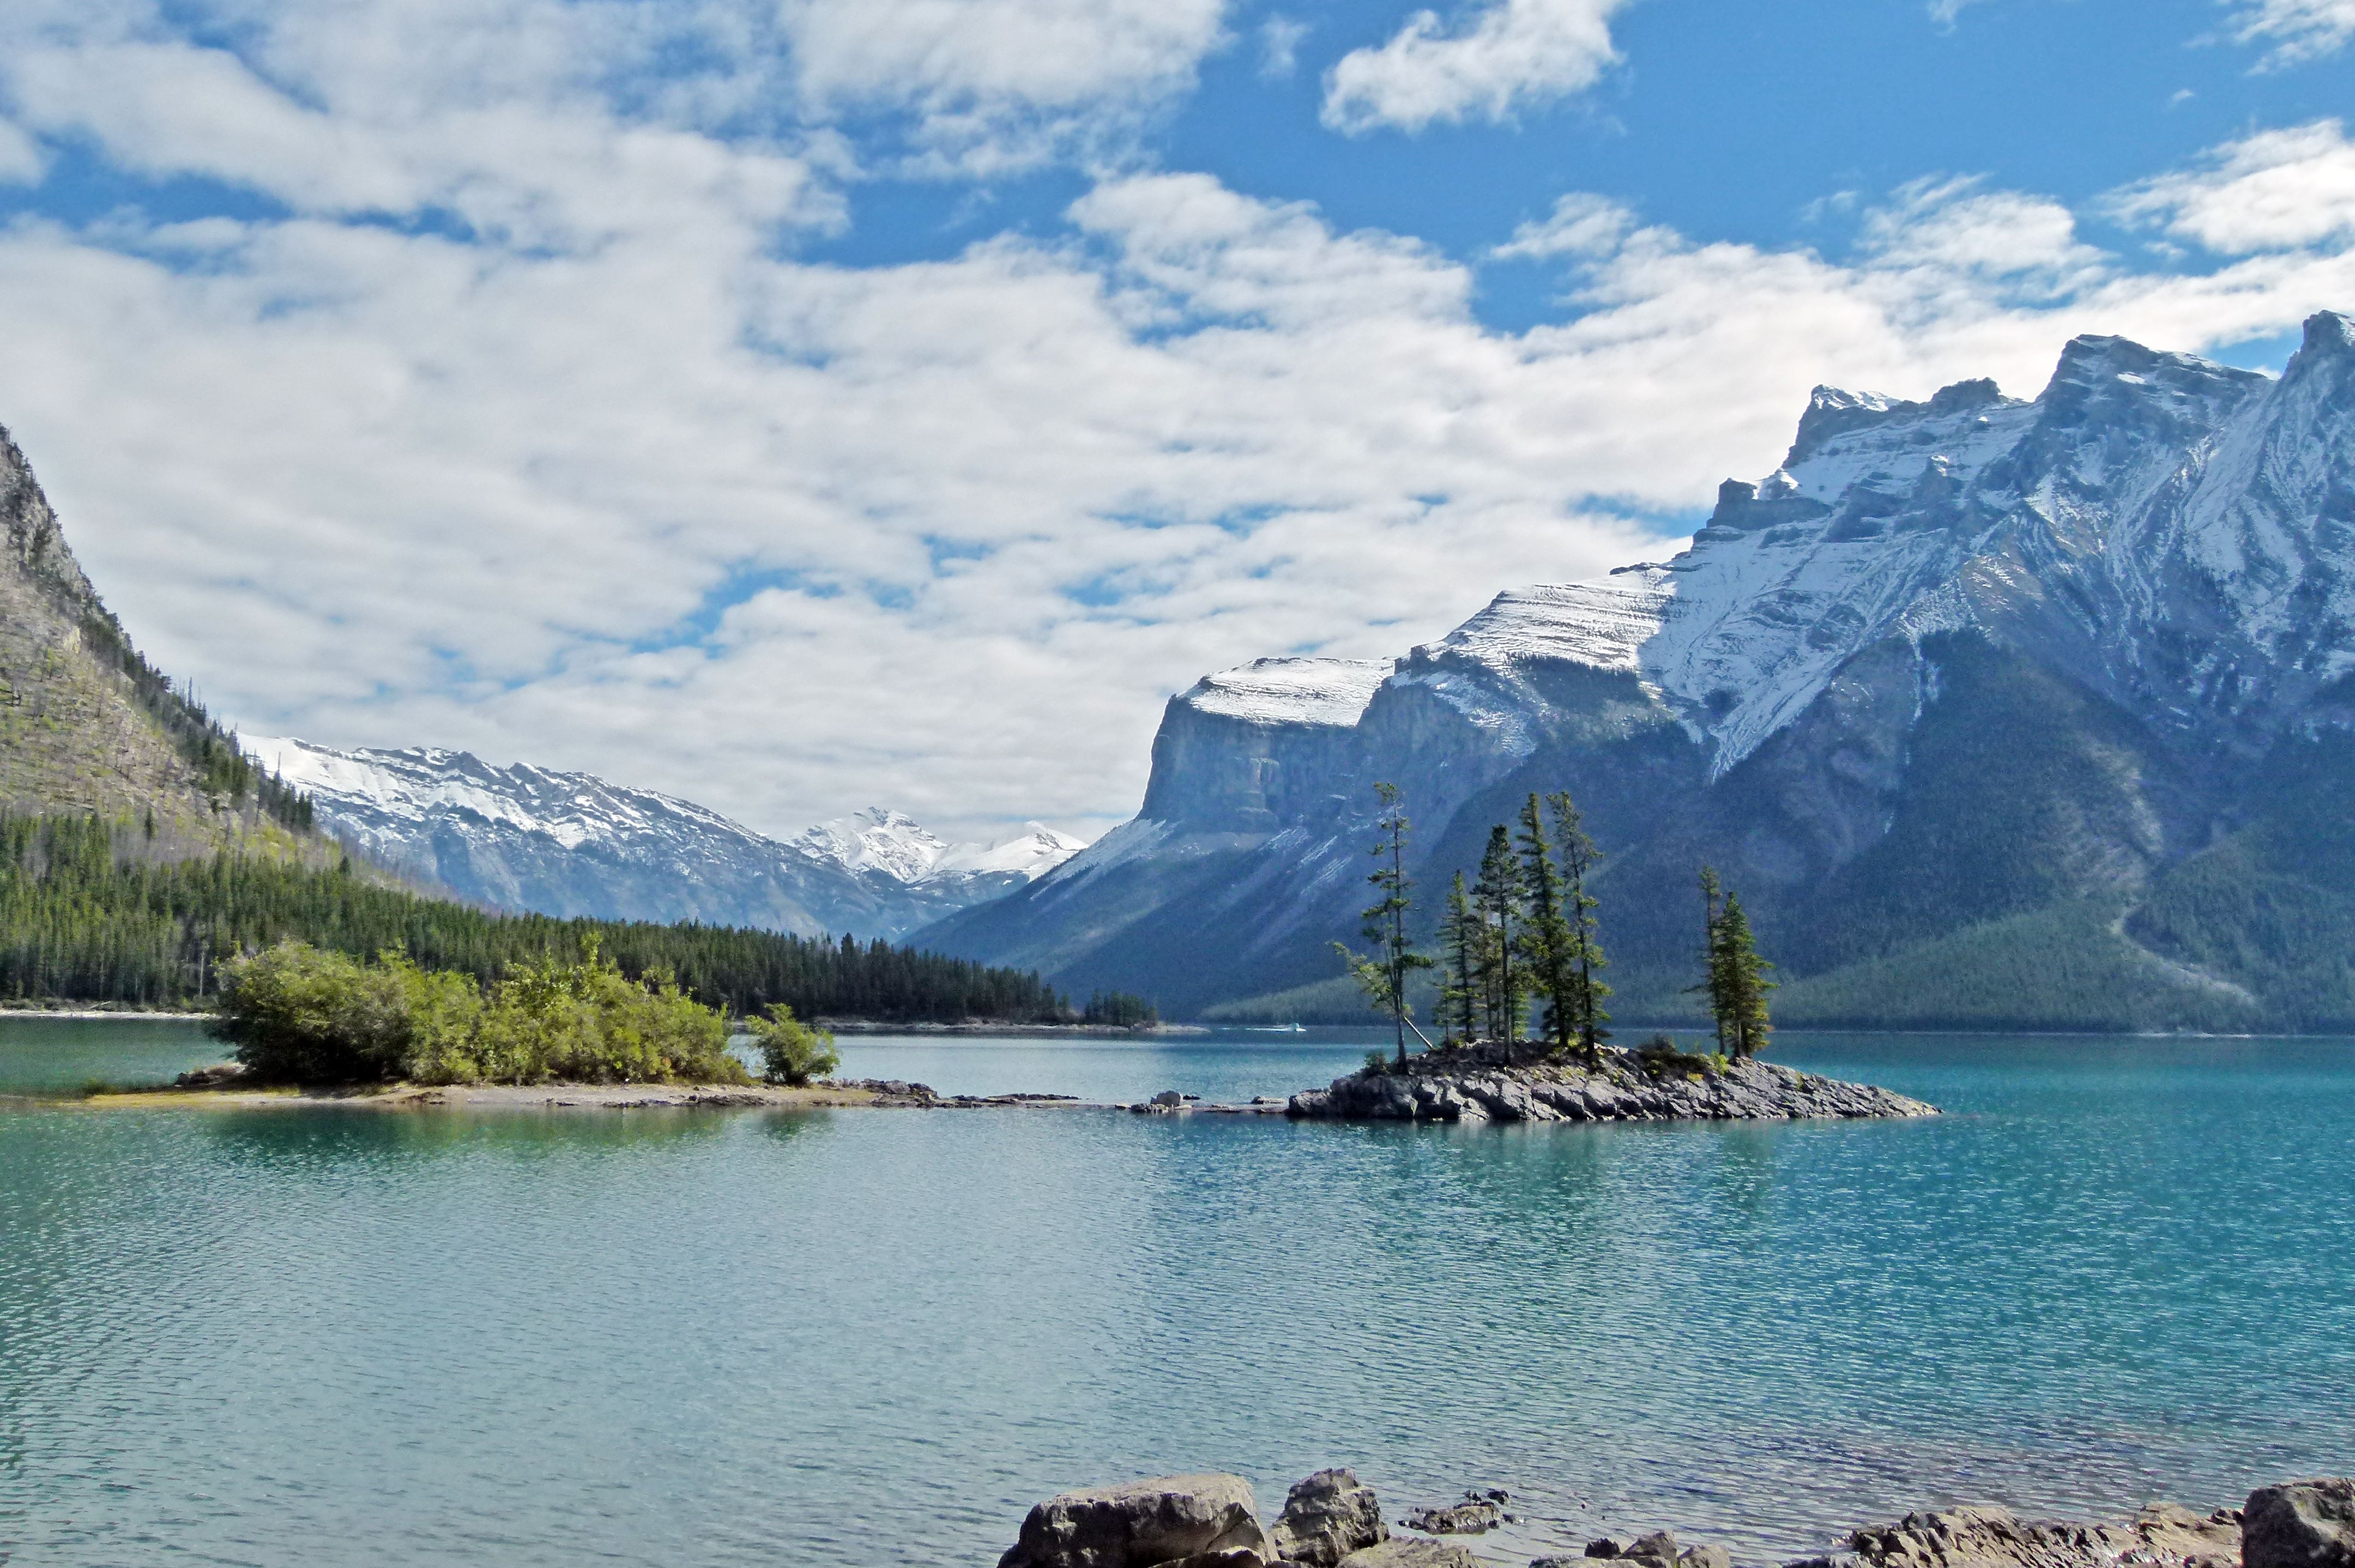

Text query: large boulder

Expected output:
[999,1474,1275,1568]
[2245,1481,2355,1568]
[1336,1540,1478,1568]
[1271,1470,1388,1565]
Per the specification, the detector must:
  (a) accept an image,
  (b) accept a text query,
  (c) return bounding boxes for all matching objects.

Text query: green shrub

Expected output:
[214,942,428,1083]
[1632,1033,1722,1079]
[745,1004,839,1086]
[1361,1050,1392,1077]
[212,940,747,1087]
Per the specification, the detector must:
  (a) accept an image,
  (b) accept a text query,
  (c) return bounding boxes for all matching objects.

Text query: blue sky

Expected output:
[0,0,2349,840]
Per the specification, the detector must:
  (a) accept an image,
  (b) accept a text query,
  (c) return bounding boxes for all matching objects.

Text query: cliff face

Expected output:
[0,425,311,850]
[926,313,2355,1031]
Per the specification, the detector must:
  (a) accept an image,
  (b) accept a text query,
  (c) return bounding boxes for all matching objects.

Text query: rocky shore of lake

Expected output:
[1285,1041,1936,1125]
[57,1065,1096,1113]
[993,1470,2353,1568]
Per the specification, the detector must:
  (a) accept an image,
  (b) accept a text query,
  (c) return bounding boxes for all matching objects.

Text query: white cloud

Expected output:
[2109,119,2355,254]
[1859,177,2110,300]
[1494,193,1638,261]
[778,0,1230,172]
[1260,15,1311,81]
[0,120,45,184]
[1321,0,1632,135]
[2228,0,2355,65]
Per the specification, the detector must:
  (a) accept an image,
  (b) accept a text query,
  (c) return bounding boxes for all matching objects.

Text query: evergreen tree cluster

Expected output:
[1433,792,1610,1061]
[1696,866,1774,1057]
[74,607,313,832]
[1080,990,1158,1028]
[1342,784,1777,1067]
[0,812,1067,1022]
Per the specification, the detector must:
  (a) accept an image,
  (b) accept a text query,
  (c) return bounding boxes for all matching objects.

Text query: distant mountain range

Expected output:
[925,312,2355,1033]
[241,735,1084,941]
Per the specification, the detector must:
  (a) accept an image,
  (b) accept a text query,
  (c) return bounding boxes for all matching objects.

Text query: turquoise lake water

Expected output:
[2,1019,2351,1566]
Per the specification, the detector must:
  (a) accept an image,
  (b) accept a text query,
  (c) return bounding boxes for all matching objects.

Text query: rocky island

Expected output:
[1285,1040,1935,1125]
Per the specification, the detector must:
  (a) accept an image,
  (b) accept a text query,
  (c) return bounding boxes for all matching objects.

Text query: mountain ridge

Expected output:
[243,735,1083,941]
[923,311,2355,1032]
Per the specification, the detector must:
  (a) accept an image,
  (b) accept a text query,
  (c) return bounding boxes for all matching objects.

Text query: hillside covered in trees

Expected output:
[0,814,1068,1021]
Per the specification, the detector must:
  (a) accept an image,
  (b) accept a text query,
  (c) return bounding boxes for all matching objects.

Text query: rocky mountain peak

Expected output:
[0,425,99,616]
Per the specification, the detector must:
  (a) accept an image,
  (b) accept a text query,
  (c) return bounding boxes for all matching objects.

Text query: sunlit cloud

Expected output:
[1321,0,1633,134]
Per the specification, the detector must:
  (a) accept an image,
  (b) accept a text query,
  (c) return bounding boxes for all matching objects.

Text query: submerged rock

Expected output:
[1403,1498,1503,1535]
[2244,1481,2355,1568]
[998,1473,1275,1568]
[1272,1469,1388,1565]
[1288,1044,1935,1125]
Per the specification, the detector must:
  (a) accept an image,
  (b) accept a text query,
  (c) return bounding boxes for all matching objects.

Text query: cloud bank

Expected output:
[0,5,2351,845]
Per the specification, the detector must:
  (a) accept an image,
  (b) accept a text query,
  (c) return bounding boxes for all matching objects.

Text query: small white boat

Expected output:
[1243,1023,1306,1033]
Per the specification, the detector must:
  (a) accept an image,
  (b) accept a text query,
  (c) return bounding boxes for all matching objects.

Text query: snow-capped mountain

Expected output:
[242,737,1082,941]
[925,312,2355,1031]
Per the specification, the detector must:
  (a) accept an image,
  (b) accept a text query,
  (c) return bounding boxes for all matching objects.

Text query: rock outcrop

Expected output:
[997,1471,2354,1568]
[997,1474,1275,1568]
[1270,1470,1388,1566]
[1800,1500,2242,1568]
[2244,1481,2355,1568]
[1287,1045,1935,1124]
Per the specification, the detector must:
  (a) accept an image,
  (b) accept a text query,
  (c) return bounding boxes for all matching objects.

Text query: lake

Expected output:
[1,1019,2351,1566]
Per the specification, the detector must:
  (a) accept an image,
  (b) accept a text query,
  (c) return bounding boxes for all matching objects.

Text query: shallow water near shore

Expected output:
[2,1021,2351,1566]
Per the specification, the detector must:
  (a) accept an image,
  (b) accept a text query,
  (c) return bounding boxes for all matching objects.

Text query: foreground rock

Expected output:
[1337,1542,1476,1567]
[1289,1043,1935,1124]
[2244,1481,2355,1568]
[1271,1470,1388,1566]
[997,1472,2353,1568]
[998,1474,1274,1568]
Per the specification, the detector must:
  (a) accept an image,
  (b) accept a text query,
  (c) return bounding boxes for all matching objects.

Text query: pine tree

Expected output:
[1439,871,1480,1045]
[1472,824,1523,1046]
[1696,865,1729,1054]
[1333,783,1435,1069]
[1549,791,1610,1060]
[1717,893,1776,1058]
[1514,793,1579,1058]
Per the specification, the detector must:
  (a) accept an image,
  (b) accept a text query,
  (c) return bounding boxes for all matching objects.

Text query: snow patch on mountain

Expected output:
[791,807,1083,887]
[1180,657,1391,727]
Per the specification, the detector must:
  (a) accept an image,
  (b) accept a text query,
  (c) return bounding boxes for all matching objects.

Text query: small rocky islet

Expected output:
[1277,1040,1935,1125]
[993,1470,2354,1568]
